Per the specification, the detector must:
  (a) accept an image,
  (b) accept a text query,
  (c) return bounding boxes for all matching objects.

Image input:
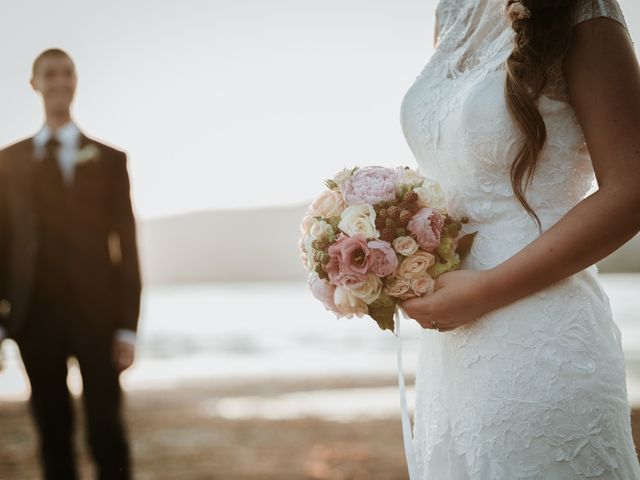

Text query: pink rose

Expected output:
[308,274,342,316]
[325,234,371,289]
[340,167,397,205]
[367,240,399,277]
[407,207,445,252]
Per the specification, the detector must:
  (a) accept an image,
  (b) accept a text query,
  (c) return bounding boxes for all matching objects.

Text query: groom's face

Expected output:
[30,55,77,114]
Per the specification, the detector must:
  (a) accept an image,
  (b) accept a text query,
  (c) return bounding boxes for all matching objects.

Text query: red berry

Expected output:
[382,228,395,242]
[404,190,418,203]
[399,210,412,226]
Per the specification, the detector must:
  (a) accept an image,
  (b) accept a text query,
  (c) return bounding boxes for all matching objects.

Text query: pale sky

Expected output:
[1,1,638,219]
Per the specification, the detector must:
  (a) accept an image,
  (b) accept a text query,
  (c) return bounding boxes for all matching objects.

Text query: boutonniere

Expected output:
[75,143,101,166]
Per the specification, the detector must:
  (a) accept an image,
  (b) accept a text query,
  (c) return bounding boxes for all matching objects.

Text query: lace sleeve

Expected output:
[573,0,630,33]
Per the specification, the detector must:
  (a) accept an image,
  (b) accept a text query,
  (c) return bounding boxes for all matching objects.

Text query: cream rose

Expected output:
[392,236,419,256]
[350,274,383,304]
[395,167,425,193]
[309,189,347,218]
[383,275,411,298]
[333,286,368,318]
[398,251,436,279]
[338,204,379,240]
[414,179,447,212]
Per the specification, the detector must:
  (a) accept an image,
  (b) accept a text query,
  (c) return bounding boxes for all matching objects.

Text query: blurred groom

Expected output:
[0,48,141,480]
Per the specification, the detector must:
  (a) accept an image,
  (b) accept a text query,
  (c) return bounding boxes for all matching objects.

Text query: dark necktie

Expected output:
[44,136,60,165]
[42,136,64,186]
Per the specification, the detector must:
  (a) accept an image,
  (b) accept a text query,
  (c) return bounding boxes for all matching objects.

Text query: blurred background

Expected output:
[1,1,639,478]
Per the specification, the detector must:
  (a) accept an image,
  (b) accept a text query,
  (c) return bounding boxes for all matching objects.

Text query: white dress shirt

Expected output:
[33,121,81,184]
[0,122,136,346]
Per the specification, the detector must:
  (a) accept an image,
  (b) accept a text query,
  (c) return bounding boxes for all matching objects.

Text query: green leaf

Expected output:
[324,179,339,190]
[456,231,478,262]
[368,293,397,332]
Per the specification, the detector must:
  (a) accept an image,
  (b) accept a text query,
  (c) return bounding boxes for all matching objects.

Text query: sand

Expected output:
[0,376,638,480]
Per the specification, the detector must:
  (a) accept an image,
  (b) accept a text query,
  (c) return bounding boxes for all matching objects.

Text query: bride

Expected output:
[398,0,640,477]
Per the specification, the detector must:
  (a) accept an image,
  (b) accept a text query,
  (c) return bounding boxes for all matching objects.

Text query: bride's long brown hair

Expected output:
[504,0,585,232]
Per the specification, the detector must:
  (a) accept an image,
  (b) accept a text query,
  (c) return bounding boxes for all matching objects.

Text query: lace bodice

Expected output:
[400,1,640,478]
[401,0,631,269]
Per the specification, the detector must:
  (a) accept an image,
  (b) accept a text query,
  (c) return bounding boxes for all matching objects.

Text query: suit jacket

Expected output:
[0,133,142,339]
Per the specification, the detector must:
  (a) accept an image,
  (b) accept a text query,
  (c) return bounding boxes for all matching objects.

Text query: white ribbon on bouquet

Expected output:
[395,308,423,480]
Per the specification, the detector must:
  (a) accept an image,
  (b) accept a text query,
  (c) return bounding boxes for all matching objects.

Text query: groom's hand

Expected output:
[113,339,135,374]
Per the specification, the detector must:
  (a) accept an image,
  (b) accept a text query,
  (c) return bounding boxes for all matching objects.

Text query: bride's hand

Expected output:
[398,269,499,332]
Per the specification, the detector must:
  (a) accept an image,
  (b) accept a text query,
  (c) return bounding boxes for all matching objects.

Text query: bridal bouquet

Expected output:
[299,166,475,331]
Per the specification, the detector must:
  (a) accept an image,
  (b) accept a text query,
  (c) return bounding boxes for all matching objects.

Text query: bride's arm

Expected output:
[486,17,640,307]
[400,18,640,330]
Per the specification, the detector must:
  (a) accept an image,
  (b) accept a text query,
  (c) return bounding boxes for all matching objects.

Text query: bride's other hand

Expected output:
[398,269,499,332]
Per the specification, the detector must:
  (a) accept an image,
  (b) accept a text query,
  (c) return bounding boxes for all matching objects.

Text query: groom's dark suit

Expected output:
[0,128,141,480]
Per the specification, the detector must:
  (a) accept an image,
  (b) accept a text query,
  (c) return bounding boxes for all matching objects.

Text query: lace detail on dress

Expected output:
[400,0,640,478]
[542,0,631,104]
[574,0,629,31]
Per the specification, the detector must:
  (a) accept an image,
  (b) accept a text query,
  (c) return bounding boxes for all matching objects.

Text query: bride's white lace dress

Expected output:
[400,0,640,478]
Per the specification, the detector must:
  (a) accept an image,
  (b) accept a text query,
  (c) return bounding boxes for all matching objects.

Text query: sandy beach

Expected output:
[1,376,638,480]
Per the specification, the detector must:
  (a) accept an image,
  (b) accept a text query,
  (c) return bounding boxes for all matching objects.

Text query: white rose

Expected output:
[395,167,425,193]
[350,274,383,304]
[309,219,335,242]
[410,274,435,296]
[334,286,368,318]
[392,236,419,256]
[338,204,379,240]
[414,179,447,212]
[300,233,315,270]
[300,215,315,235]
[309,189,347,218]
[75,144,101,165]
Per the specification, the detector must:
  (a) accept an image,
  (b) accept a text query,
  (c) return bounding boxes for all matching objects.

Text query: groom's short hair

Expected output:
[32,48,74,77]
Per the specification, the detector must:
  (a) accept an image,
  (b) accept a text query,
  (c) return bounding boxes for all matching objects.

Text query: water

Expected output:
[1,274,639,407]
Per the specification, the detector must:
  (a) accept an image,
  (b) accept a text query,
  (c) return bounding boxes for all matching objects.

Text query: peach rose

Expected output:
[309,189,347,218]
[383,275,411,298]
[398,251,436,279]
[392,236,419,257]
[410,273,435,296]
